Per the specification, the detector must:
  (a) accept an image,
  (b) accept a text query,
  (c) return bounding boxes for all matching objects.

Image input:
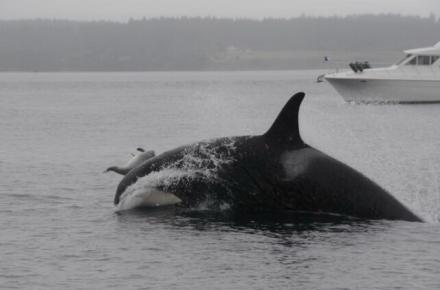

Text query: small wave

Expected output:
[4,193,73,204]
[6,193,35,199]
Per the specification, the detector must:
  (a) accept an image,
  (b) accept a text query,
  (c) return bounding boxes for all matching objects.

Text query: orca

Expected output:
[113,92,421,221]
[105,148,155,175]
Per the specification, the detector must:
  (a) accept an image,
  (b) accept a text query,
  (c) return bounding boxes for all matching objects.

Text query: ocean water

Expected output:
[1,71,439,289]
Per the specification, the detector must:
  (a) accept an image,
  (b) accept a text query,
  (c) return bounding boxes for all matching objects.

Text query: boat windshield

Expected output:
[396,54,412,65]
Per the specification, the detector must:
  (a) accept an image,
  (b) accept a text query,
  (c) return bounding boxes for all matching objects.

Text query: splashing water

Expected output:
[117,138,239,211]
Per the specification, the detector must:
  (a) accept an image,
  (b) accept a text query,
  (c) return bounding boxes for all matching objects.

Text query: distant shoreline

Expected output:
[0,16,436,71]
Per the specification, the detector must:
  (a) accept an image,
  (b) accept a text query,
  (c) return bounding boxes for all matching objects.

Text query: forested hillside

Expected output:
[0,15,439,70]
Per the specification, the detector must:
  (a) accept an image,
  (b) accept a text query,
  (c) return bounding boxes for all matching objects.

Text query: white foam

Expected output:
[117,138,238,211]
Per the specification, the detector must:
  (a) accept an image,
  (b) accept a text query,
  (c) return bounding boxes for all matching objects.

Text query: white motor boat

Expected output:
[324,42,440,103]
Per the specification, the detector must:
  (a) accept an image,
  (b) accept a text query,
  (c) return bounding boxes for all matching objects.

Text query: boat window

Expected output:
[405,55,439,66]
[396,54,412,65]
[418,55,431,65]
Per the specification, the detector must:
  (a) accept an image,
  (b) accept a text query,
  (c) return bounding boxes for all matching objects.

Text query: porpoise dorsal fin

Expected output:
[263,92,305,147]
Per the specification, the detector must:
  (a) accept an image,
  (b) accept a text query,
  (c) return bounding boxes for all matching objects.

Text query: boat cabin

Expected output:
[396,42,440,66]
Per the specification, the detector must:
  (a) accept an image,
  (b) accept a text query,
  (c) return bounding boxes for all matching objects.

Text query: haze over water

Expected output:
[1,0,437,20]
[1,70,439,289]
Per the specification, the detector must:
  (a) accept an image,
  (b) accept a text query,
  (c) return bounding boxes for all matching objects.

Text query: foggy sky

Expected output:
[0,0,439,21]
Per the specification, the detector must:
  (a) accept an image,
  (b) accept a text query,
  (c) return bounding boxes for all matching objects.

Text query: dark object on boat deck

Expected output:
[349,62,358,72]
[349,61,371,73]
[363,61,371,69]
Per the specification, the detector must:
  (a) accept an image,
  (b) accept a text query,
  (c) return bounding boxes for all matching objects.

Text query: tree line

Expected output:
[0,14,439,71]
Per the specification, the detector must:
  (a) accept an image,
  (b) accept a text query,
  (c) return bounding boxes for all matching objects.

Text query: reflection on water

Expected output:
[116,207,376,235]
[111,206,440,290]
[115,207,393,260]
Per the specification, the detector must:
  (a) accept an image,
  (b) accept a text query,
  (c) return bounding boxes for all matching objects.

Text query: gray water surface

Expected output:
[1,71,439,289]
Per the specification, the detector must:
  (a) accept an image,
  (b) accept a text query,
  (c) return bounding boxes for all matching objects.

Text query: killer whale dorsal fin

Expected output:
[264,92,305,145]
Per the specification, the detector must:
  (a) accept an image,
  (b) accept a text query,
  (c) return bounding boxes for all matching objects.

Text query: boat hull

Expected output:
[326,77,440,103]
